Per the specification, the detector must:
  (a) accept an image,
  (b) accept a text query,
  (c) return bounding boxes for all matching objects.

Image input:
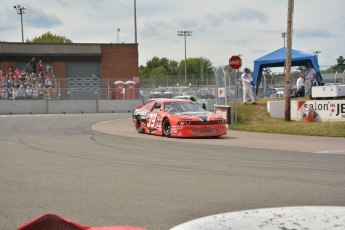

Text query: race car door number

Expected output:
[147,113,158,128]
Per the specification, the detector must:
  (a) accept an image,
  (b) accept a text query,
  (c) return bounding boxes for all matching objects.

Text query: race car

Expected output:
[132,99,227,137]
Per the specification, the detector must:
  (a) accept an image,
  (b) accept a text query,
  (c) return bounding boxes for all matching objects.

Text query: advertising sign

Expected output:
[297,100,345,121]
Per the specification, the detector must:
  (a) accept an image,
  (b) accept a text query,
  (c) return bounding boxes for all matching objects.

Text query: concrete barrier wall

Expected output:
[0,100,143,115]
[267,101,285,119]
[3,99,342,122]
[0,99,216,115]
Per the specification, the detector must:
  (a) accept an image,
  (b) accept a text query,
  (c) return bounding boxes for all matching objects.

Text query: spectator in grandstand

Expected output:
[1,87,8,99]
[6,68,13,78]
[7,77,14,88]
[37,60,44,73]
[19,72,26,82]
[45,75,53,88]
[37,84,44,99]
[18,85,26,99]
[45,64,51,73]
[14,68,21,78]
[13,87,20,99]
[46,86,53,99]
[29,57,37,73]
[26,85,33,99]
[38,71,45,85]
[32,85,38,100]
[13,77,20,89]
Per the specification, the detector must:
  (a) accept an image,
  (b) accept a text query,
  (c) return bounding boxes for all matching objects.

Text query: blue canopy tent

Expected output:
[253,47,323,95]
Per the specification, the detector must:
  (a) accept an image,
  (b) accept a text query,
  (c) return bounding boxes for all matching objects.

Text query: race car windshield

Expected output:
[164,101,203,113]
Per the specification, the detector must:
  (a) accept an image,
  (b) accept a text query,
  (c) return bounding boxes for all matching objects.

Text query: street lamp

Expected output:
[313,50,321,60]
[177,30,193,83]
[14,5,26,43]
[282,32,287,47]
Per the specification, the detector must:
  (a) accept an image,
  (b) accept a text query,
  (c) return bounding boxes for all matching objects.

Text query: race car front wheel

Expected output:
[162,118,171,137]
[136,116,144,133]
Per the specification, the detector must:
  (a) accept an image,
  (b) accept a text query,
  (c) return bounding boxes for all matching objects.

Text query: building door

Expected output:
[66,62,100,100]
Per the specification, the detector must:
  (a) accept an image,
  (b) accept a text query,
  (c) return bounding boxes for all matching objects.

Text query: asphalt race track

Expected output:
[1,113,345,230]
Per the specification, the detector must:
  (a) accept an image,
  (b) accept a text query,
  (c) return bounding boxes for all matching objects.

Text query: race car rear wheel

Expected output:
[136,116,144,133]
[162,118,171,137]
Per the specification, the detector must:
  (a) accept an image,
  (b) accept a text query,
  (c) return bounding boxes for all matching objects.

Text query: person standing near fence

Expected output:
[295,74,305,97]
[241,68,257,105]
[304,62,316,96]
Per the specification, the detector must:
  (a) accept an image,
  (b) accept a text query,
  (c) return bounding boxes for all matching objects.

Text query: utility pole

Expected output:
[14,5,26,43]
[285,0,294,121]
[177,30,193,83]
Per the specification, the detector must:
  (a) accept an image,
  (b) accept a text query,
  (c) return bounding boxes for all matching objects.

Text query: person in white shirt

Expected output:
[296,74,305,97]
[304,62,316,96]
[241,68,256,105]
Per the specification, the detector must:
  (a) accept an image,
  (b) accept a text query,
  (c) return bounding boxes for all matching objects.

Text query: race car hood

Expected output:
[172,111,221,120]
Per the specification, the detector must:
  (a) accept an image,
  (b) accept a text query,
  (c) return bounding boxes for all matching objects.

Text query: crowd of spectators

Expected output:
[0,57,57,100]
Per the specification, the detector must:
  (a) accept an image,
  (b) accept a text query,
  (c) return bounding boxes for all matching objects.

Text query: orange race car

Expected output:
[132,99,227,137]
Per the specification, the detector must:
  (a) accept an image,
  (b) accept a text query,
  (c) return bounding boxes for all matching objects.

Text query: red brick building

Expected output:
[0,42,139,99]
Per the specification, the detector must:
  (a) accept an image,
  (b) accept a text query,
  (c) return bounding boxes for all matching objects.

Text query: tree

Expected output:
[139,56,215,87]
[321,56,345,73]
[336,56,345,72]
[178,57,214,85]
[178,57,213,75]
[140,56,179,78]
[26,31,73,43]
[295,66,306,73]
[337,56,345,65]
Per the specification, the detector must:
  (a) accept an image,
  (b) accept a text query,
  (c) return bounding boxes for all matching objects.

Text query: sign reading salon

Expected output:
[296,100,345,121]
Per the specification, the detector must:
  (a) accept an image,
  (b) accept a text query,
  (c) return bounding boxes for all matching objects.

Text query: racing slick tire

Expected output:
[136,116,144,133]
[162,118,171,137]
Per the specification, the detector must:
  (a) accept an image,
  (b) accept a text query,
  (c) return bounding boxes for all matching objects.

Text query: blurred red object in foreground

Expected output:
[17,214,145,230]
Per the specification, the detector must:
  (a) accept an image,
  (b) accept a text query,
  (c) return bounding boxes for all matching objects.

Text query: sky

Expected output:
[1,0,344,71]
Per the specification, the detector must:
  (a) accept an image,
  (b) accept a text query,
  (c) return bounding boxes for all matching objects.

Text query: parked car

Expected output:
[275,87,285,98]
[163,87,176,98]
[196,87,216,99]
[172,95,207,110]
[175,86,195,96]
[150,87,165,98]
[132,99,227,138]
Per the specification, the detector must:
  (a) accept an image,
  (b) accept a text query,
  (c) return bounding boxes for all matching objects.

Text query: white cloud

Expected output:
[1,0,343,69]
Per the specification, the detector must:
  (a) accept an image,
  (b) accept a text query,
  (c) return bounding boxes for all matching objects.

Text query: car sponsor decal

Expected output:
[171,126,177,134]
[133,109,148,116]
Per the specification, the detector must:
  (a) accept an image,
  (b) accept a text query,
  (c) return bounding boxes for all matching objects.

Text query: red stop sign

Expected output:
[229,56,242,69]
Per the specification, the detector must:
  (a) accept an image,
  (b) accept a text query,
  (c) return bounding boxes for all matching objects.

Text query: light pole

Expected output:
[282,32,287,47]
[116,28,120,43]
[177,30,193,83]
[313,50,321,60]
[134,0,137,44]
[14,5,26,43]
